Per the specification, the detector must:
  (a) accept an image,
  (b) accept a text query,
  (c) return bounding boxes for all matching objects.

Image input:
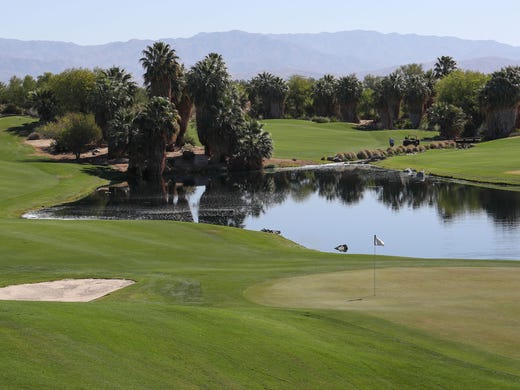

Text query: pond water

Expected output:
[25,166,520,260]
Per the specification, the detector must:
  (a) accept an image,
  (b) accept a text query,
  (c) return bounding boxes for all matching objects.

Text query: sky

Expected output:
[2,0,520,46]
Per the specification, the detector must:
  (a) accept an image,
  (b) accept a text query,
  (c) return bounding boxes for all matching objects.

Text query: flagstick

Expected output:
[373,243,376,296]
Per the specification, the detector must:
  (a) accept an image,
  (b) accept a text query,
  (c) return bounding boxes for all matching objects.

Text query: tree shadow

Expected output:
[6,121,41,137]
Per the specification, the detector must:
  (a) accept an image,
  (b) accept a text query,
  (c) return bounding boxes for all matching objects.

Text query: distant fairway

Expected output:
[262,119,437,161]
[246,267,520,360]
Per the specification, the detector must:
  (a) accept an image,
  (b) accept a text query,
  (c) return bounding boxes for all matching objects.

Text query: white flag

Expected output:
[374,235,385,246]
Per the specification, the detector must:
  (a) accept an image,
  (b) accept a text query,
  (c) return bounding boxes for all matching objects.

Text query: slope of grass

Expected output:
[0,117,108,217]
[1,116,520,388]
[262,119,437,161]
[376,136,520,186]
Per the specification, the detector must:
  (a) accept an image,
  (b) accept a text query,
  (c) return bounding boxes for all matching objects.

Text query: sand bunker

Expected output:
[0,279,134,302]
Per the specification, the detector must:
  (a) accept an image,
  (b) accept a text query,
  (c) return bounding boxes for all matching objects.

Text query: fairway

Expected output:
[246,267,520,360]
[262,119,437,161]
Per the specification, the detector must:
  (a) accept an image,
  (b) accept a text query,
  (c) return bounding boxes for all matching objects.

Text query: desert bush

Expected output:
[26,132,41,140]
[40,113,101,159]
[357,150,369,159]
[345,151,357,160]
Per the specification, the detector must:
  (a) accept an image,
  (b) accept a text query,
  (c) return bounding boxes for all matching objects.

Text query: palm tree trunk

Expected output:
[485,107,518,139]
[175,96,193,146]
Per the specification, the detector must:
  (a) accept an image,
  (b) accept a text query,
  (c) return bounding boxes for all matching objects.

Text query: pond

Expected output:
[24,166,520,260]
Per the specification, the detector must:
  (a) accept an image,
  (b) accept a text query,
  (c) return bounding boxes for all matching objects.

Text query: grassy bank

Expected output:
[376,136,520,187]
[1,117,520,388]
[262,119,437,161]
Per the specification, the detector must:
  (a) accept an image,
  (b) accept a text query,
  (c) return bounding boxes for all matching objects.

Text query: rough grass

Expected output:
[377,136,520,187]
[1,116,520,388]
[262,119,437,161]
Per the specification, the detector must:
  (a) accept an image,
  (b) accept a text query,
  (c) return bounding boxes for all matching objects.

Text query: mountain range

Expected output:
[2,30,520,83]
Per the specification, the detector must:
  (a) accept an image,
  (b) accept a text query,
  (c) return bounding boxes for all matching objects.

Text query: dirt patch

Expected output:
[0,279,135,302]
[505,170,520,175]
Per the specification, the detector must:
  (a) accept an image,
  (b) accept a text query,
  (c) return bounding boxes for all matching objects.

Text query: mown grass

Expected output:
[262,119,437,161]
[376,136,520,186]
[1,116,520,388]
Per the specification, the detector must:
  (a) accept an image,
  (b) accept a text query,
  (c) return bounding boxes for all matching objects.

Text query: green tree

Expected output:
[435,70,489,135]
[140,41,180,100]
[229,120,273,171]
[427,102,467,139]
[479,66,520,139]
[403,73,431,128]
[128,97,179,178]
[312,75,338,117]
[285,75,314,118]
[49,69,97,113]
[434,56,458,79]
[2,76,26,108]
[248,72,289,119]
[187,53,233,158]
[43,113,102,160]
[90,66,137,143]
[335,74,363,123]
[29,88,59,122]
[373,71,404,129]
[170,64,193,147]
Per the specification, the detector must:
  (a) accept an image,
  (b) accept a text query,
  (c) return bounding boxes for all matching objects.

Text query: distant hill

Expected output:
[2,30,520,82]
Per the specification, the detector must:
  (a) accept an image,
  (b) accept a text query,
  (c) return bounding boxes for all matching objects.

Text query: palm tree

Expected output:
[187,53,233,157]
[29,88,59,122]
[229,120,273,171]
[403,73,431,128]
[312,75,338,117]
[140,41,180,100]
[90,67,137,142]
[373,71,404,129]
[335,74,363,123]
[434,56,457,79]
[479,66,520,139]
[170,64,193,147]
[248,72,288,119]
[128,97,179,178]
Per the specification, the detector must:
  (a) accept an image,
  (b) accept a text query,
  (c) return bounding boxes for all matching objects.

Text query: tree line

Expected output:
[1,49,520,177]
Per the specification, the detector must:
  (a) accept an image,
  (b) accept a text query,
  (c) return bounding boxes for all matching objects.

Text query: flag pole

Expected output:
[373,235,376,296]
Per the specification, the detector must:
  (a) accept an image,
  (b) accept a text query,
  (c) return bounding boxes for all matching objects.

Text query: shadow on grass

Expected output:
[7,121,41,137]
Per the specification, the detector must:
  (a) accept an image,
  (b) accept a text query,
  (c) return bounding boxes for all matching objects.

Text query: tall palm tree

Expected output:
[140,41,180,100]
[128,97,179,178]
[91,66,137,141]
[403,73,431,128]
[312,75,338,117]
[434,56,457,79]
[479,66,520,139]
[335,74,363,123]
[187,53,232,157]
[170,64,193,147]
[373,71,404,129]
[248,72,288,119]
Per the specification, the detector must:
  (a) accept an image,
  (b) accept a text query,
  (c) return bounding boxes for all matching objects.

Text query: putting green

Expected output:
[245,267,520,359]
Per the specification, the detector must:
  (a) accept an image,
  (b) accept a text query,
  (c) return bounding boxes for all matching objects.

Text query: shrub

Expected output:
[2,103,22,115]
[345,151,357,161]
[26,132,41,140]
[40,113,102,159]
[427,102,467,139]
[311,116,330,123]
[356,150,369,160]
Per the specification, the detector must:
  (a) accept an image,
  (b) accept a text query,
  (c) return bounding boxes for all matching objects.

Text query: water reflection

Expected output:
[27,167,520,259]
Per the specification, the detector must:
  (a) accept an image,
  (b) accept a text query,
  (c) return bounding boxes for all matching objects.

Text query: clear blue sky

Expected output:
[2,0,520,46]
